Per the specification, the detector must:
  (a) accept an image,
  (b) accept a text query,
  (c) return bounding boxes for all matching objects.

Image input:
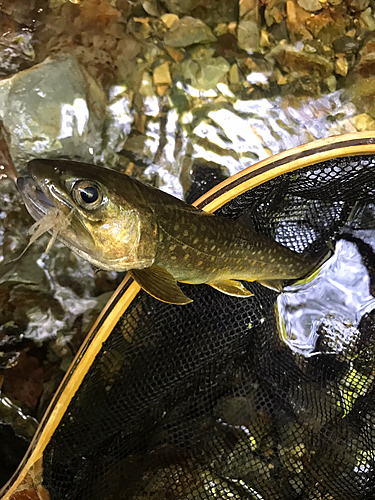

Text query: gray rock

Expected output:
[163,0,199,14]
[297,0,322,12]
[164,16,216,48]
[175,55,230,90]
[347,0,370,10]
[0,30,35,77]
[237,19,260,52]
[0,56,107,174]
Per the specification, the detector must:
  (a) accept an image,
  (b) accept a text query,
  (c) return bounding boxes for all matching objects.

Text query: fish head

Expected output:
[17,159,158,271]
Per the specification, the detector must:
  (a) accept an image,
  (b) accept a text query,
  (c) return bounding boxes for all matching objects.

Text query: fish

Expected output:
[17,159,325,305]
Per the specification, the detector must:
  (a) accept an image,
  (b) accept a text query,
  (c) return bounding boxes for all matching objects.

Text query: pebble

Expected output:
[297,0,322,12]
[335,54,348,76]
[164,16,216,48]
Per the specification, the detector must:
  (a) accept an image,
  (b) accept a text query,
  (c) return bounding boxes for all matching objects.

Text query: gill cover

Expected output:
[26,159,159,271]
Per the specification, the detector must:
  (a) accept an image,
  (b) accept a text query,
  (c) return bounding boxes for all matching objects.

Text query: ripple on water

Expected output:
[277,237,375,357]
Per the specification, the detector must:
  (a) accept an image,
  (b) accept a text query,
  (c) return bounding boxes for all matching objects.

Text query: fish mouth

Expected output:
[17,175,74,221]
[17,176,55,220]
[17,167,96,258]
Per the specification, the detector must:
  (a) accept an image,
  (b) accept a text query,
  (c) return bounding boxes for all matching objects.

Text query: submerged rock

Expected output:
[238,0,261,52]
[270,45,334,78]
[297,0,322,12]
[0,56,107,174]
[164,16,216,47]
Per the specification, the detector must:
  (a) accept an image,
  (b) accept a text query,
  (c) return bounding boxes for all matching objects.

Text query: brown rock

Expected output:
[240,0,259,19]
[305,8,348,44]
[346,0,370,10]
[3,352,44,409]
[355,39,375,78]
[335,54,348,75]
[286,0,313,40]
[164,45,185,62]
[265,0,286,26]
[153,61,172,85]
[272,46,334,78]
[164,16,216,48]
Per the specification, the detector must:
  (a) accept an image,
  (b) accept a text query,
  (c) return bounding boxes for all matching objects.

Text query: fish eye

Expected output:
[72,181,103,210]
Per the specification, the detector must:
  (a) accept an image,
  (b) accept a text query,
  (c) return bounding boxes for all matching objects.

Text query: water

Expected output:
[277,238,375,358]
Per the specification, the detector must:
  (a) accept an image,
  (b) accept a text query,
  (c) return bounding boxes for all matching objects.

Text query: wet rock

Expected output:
[360,7,375,30]
[335,54,348,76]
[0,281,66,342]
[286,0,313,40]
[162,0,205,14]
[306,8,348,44]
[346,0,370,10]
[0,394,38,439]
[270,45,334,78]
[355,39,375,79]
[0,0,47,27]
[36,0,140,89]
[332,35,359,55]
[153,61,172,86]
[2,353,43,410]
[174,48,230,90]
[297,0,322,12]
[162,0,237,25]
[0,122,17,181]
[354,113,375,131]
[142,0,160,16]
[238,20,261,52]
[269,18,290,41]
[238,0,260,52]
[229,63,240,85]
[0,13,35,78]
[265,0,286,26]
[164,16,216,48]
[0,56,107,174]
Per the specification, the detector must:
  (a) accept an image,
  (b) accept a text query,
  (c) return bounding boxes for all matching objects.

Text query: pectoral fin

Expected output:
[129,266,193,305]
[209,280,254,297]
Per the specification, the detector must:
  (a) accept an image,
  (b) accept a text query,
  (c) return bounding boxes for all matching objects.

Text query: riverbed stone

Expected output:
[0,55,107,173]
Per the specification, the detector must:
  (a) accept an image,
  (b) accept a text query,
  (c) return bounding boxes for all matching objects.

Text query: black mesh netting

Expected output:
[42,155,375,500]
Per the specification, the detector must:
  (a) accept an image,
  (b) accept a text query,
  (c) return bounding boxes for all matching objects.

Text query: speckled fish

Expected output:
[17,159,323,305]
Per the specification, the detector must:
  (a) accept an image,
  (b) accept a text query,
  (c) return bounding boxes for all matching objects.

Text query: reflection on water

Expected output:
[277,237,375,357]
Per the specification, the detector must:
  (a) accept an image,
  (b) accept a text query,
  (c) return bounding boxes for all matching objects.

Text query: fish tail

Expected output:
[301,244,334,280]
